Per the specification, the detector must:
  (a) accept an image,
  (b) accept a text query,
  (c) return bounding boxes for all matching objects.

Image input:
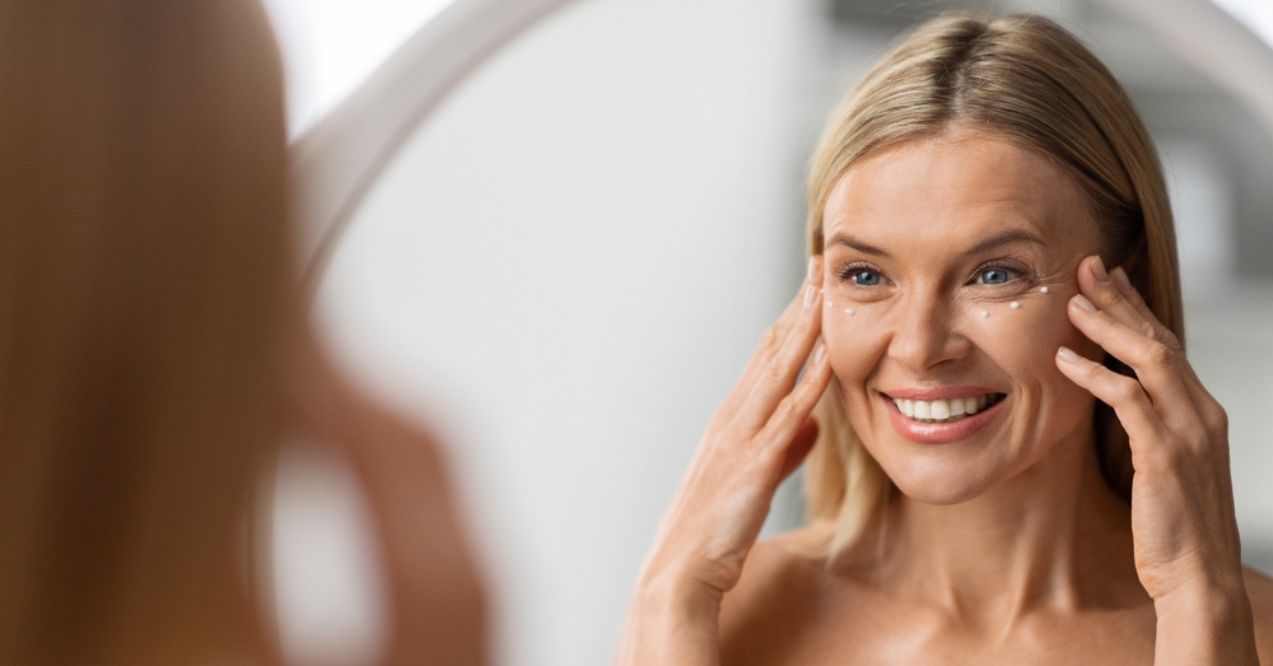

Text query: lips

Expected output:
[880,389,1008,444]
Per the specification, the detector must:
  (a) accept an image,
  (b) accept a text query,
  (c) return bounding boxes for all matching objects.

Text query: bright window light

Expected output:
[1210,0,1273,50]
[262,0,457,139]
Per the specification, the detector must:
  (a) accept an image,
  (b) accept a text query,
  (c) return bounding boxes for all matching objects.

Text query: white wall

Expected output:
[311,1,827,664]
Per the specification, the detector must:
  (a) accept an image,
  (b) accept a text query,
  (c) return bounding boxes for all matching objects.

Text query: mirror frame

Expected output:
[290,0,574,291]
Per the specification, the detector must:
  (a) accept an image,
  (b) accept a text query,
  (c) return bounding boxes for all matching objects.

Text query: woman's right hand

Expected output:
[616,256,832,664]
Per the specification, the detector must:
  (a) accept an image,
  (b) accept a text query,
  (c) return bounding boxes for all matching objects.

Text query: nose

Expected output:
[885,290,973,372]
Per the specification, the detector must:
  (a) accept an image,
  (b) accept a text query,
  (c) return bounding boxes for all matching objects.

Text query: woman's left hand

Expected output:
[1054,255,1246,604]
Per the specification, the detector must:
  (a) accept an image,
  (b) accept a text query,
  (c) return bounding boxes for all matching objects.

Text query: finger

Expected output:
[716,256,822,424]
[1054,345,1169,456]
[1066,290,1198,423]
[736,263,825,432]
[1077,256,1179,351]
[1109,264,1158,324]
[1110,264,1216,409]
[753,343,831,467]
[1078,256,1212,408]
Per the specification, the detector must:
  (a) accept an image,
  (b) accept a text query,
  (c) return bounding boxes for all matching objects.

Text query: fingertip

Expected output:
[1056,345,1081,364]
[1070,293,1098,314]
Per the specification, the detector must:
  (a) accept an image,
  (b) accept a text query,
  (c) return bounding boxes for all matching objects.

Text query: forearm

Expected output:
[1153,581,1258,665]
[615,572,722,666]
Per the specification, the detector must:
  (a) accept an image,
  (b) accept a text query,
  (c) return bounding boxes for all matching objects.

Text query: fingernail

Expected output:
[806,257,817,282]
[1113,266,1132,293]
[1090,256,1109,282]
[1072,294,1097,312]
[803,282,817,309]
[813,342,826,365]
[1056,345,1080,363]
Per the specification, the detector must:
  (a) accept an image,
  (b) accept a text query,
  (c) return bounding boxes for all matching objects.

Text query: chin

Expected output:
[874,452,1005,505]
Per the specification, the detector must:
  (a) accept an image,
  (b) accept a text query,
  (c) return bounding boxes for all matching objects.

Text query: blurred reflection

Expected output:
[308,0,1273,664]
[0,1,486,665]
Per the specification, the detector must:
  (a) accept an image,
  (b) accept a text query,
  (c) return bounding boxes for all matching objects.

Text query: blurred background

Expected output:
[261,0,1273,664]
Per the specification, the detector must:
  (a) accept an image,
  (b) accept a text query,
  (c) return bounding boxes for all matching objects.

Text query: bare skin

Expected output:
[616,127,1273,664]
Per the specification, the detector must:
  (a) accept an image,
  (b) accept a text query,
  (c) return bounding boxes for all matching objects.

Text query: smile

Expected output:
[878,390,1009,444]
[889,393,1007,423]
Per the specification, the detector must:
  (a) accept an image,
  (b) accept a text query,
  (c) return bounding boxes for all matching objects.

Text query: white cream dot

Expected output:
[843,307,855,316]
[1040,286,1050,294]
[980,310,990,318]
[1010,300,1021,309]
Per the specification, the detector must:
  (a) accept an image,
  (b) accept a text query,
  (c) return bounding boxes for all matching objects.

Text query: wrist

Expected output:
[1152,572,1250,619]
[636,562,725,616]
[1153,578,1258,666]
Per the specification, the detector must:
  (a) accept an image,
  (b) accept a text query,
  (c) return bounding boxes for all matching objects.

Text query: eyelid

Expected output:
[970,261,1031,286]
[836,261,889,287]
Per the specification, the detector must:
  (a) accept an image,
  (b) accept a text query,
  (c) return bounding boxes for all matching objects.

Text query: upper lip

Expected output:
[880,386,1004,400]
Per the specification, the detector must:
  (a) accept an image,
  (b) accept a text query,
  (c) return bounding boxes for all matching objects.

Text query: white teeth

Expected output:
[891,394,1002,422]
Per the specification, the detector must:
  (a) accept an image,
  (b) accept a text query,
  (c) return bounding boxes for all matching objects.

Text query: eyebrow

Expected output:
[824,228,1046,258]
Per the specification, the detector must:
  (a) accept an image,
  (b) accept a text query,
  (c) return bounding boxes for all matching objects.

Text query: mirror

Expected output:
[287,0,1273,663]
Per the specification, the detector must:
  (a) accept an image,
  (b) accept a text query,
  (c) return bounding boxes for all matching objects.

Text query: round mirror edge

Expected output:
[1104,0,1273,136]
[290,0,577,291]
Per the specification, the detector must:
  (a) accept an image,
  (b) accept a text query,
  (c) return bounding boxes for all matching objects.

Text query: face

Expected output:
[819,128,1105,504]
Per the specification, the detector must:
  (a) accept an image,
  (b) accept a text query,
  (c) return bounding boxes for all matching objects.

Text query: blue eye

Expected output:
[849,268,881,286]
[976,265,1020,285]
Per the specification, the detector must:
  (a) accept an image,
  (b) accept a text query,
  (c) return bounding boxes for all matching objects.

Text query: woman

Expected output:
[617,13,1273,664]
[0,1,484,664]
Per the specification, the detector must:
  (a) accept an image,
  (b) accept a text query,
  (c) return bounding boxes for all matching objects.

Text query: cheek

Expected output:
[962,293,1096,439]
[820,297,889,384]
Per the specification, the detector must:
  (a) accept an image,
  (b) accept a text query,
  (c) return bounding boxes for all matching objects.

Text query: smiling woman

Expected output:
[617,11,1273,665]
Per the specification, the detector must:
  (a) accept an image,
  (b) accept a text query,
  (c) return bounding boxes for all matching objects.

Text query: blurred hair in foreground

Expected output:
[0,1,486,664]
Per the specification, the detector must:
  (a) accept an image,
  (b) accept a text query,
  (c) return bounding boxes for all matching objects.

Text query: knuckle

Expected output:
[1112,377,1143,402]
[762,357,787,382]
[759,326,781,352]
[1204,403,1229,434]
[1100,281,1123,304]
[1144,340,1174,366]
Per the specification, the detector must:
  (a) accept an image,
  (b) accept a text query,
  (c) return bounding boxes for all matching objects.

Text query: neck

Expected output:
[864,426,1144,628]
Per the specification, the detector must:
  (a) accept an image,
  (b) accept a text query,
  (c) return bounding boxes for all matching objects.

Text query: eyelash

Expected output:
[835,261,1030,289]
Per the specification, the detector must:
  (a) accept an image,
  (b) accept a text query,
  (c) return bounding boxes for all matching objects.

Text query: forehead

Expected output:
[822,130,1095,248]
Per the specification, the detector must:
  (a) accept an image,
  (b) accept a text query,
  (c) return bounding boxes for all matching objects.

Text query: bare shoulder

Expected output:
[1243,564,1273,661]
[719,528,831,664]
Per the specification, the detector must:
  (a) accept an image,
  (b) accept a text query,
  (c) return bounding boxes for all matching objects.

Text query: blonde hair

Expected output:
[799,13,1183,563]
[0,1,296,663]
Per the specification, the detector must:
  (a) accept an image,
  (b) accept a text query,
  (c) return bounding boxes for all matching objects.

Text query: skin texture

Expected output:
[616,128,1273,664]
